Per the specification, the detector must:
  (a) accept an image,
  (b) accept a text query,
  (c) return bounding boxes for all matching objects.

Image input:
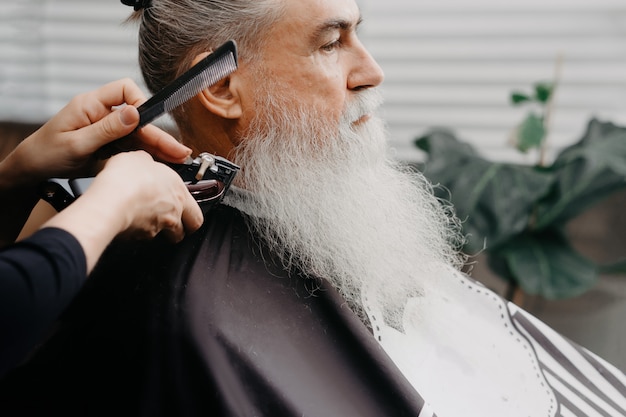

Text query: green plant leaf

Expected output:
[415,128,478,160]
[534,82,554,104]
[511,92,531,105]
[534,119,626,228]
[415,130,554,253]
[598,258,626,275]
[512,112,545,153]
[414,129,481,187]
[490,230,597,299]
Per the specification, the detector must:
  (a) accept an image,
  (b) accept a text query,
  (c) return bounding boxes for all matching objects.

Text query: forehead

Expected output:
[276,0,361,38]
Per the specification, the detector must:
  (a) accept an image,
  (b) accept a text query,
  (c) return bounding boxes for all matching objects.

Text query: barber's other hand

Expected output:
[89,151,203,242]
[43,151,203,273]
[43,150,203,272]
[0,78,191,188]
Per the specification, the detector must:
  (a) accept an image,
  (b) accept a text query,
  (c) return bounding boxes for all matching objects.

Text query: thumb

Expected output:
[84,105,140,149]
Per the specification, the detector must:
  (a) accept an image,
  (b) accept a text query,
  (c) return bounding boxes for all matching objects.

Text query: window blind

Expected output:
[0,1,141,123]
[2,0,626,163]
[359,0,626,162]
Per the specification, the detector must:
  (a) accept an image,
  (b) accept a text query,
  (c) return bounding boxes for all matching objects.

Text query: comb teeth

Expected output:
[94,40,237,160]
[164,52,237,112]
[134,39,238,129]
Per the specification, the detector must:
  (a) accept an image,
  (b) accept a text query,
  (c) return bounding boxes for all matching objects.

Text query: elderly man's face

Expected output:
[238,0,384,130]
[228,0,462,330]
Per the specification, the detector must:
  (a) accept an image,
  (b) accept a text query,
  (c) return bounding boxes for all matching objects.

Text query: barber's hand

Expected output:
[44,150,203,272]
[0,78,191,188]
[88,151,203,242]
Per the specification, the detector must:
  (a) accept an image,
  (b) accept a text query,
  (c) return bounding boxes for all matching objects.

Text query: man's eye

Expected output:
[321,40,340,52]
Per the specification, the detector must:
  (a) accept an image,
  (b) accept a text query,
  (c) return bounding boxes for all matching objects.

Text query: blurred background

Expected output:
[1,0,625,370]
[3,0,626,161]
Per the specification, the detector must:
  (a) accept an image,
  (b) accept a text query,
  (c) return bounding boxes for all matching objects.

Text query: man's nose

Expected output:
[348,41,385,91]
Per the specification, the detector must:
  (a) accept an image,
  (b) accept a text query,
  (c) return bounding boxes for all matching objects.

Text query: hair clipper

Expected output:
[38,152,239,214]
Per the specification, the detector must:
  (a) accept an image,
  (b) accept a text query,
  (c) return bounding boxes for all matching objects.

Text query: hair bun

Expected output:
[121,0,151,11]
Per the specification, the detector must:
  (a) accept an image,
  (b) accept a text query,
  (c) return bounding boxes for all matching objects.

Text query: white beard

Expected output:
[224,88,465,330]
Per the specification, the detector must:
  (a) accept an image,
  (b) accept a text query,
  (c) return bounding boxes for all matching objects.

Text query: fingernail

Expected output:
[120,106,138,127]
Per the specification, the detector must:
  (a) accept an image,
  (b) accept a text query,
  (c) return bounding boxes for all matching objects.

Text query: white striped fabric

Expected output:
[510,304,626,416]
[371,266,626,417]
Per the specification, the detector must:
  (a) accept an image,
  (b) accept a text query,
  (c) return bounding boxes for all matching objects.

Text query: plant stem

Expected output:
[540,53,564,167]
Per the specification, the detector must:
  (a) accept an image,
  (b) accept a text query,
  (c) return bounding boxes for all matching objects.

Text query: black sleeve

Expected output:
[0,227,87,377]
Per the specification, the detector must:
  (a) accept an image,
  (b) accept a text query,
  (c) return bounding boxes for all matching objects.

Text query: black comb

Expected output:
[98,39,238,158]
[39,40,240,212]
[136,39,238,127]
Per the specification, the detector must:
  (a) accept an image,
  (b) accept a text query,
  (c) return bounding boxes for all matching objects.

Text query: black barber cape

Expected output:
[0,204,426,416]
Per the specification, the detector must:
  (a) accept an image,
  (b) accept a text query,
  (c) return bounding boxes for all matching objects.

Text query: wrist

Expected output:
[43,182,135,273]
[0,148,40,191]
[77,179,135,238]
[0,164,43,247]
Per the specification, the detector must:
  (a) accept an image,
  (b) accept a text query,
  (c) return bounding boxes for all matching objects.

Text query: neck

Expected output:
[181,100,239,158]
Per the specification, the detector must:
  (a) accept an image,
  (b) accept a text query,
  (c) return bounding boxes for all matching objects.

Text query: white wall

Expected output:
[2,0,626,163]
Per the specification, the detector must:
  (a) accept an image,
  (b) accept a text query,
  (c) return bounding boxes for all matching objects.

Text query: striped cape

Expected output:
[371,267,626,417]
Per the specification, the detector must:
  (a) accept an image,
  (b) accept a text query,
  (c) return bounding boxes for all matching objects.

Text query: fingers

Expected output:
[76,105,140,153]
[36,79,146,158]
[157,181,203,243]
[97,79,192,161]
[79,78,192,161]
[154,188,203,243]
[154,215,186,243]
[25,77,193,187]
[60,78,147,130]
[102,151,203,242]
[181,190,204,234]
[85,78,148,112]
[134,124,192,163]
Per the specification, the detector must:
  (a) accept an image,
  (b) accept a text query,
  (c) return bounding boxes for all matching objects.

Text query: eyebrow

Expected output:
[310,15,363,43]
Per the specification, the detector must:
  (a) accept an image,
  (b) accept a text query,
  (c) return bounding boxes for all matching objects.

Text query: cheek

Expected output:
[308,73,347,121]
[260,64,347,124]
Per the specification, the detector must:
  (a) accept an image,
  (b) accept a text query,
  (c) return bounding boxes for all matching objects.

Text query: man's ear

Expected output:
[192,52,243,120]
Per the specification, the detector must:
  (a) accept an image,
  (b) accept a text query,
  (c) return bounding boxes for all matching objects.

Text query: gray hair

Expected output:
[127,0,284,124]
